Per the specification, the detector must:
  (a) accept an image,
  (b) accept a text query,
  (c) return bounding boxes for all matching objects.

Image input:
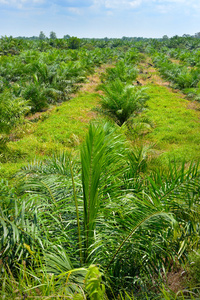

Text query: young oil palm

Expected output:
[101,60,138,84]
[7,125,200,296]
[99,79,149,126]
[0,90,30,134]
[17,123,127,266]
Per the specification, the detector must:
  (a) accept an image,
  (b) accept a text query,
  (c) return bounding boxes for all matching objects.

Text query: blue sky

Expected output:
[0,0,200,38]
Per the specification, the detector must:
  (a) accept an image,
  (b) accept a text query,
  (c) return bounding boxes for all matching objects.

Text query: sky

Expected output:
[0,0,200,38]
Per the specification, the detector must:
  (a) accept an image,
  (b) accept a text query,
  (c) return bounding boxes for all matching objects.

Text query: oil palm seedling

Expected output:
[16,123,128,265]
[3,124,198,294]
[101,60,138,84]
[0,90,30,135]
[99,79,149,126]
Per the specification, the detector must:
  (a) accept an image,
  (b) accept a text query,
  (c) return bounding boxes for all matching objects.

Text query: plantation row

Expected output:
[0,39,144,146]
[0,36,200,299]
[146,37,200,101]
[153,54,200,89]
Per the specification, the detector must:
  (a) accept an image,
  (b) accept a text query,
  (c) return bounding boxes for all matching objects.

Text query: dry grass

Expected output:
[79,64,113,95]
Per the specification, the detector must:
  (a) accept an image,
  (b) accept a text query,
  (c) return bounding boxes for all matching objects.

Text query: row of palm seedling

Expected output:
[0,35,139,55]
[97,55,149,127]
[152,53,200,102]
[0,47,115,113]
[0,46,136,150]
[165,48,200,68]
[160,47,200,102]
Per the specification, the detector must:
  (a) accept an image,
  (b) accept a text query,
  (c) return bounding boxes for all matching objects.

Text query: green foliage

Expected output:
[22,83,49,111]
[153,52,200,90]
[68,36,81,49]
[0,260,105,299]
[0,90,29,134]
[85,265,105,299]
[127,145,150,174]
[49,31,57,39]
[4,126,198,296]
[0,180,39,271]
[81,124,108,262]
[0,45,122,117]
[187,250,200,286]
[101,60,138,83]
[39,31,46,40]
[1,36,200,299]
[139,84,200,165]
[81,123,127,262]
[160,285,200,300]
[99,79,149,125]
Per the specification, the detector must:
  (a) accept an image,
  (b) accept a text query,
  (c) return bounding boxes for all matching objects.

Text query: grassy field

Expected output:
[143,84,199,163]
[1,58,200,178]
[129,60,200,168]
[1,45,200,299]
[0,92,99,178]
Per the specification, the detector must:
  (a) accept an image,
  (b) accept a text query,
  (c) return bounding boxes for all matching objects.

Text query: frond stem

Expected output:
[69,159,83,266]
[105,211,165,272]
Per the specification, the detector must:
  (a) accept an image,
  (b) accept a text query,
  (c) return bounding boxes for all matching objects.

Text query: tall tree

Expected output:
[162,35,169,40]
[39,31,46,40]
[67,36,81,49]
[63,34,70,39]
[50,31,57,39]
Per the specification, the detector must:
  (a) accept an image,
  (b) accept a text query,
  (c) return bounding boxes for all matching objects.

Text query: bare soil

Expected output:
[78,64,112,95]
[166,268,186,293]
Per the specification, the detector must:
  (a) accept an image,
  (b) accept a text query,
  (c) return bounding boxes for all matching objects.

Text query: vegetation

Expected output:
[0,35,200,299]
[99,79,148,125]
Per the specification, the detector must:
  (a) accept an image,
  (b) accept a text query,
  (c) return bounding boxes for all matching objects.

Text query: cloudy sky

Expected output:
[0,0,199,38]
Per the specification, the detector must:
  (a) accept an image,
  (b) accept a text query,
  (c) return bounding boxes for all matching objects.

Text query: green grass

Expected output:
[138,84,200,165]
[35,93,97,145]
[1,67,200,179]
[0,92,99,179]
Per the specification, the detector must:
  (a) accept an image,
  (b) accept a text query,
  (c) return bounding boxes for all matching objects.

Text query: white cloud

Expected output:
[1,0,200,9]
[129,0,142,8]
[154,0,185,3]
[2,0,200,15]
[154,0,200,6]
[108,0,142,9]
[153,0,200,14]
[92,0,142,10]
[92,0,200,11]
[106,10,113,16]
[67,6,81,14]
[0,0,44,6]
[33,0,45,3]
[2,0,199,11]
[155,4,171,13]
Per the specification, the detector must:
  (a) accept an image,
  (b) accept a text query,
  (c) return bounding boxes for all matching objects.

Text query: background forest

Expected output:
[0,34,200,299]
